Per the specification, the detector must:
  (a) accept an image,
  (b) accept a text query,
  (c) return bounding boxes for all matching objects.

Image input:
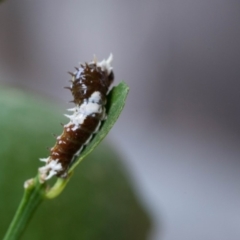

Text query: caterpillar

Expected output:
[39,54,114,182]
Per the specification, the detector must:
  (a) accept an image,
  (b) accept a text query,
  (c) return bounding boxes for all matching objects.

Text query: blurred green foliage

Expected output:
[0,87,151,240]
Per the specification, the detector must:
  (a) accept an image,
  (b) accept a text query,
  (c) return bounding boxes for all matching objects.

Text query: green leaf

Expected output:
[46,81,129,198]
[70,81,129,171]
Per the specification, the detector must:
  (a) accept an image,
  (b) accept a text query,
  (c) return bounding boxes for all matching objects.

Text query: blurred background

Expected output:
[0,1,240,239]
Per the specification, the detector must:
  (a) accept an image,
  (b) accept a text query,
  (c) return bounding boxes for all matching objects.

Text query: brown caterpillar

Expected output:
[39,54,114,182]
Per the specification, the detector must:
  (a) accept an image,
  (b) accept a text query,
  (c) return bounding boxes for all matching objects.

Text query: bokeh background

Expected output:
[1,1,240,239]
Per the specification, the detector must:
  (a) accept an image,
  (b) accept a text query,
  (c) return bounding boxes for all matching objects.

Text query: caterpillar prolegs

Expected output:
[39,54,114,182]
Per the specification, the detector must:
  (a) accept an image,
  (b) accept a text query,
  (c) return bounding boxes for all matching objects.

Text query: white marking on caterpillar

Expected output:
[39,159,63,182]
[65,91,104,131]
[92,53,113,75]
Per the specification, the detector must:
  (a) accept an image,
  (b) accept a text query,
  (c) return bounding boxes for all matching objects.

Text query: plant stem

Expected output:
[3,177,46,240]
[45,173,72,199]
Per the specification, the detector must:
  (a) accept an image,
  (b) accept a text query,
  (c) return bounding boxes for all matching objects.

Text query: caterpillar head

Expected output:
[70,54,114,105]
